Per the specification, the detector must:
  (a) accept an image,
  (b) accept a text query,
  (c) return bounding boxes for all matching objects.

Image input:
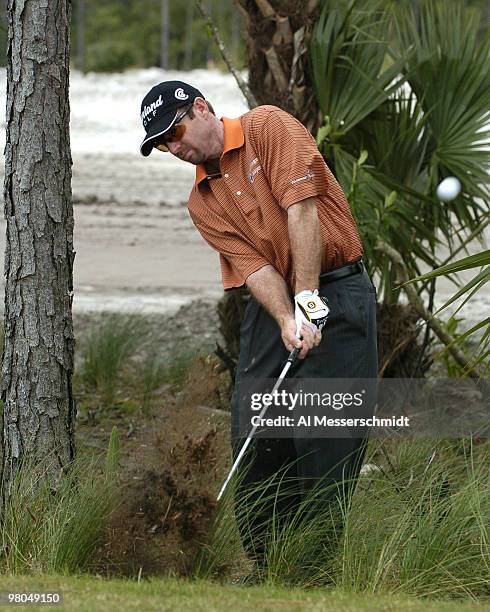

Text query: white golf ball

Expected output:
[436,177,461,202]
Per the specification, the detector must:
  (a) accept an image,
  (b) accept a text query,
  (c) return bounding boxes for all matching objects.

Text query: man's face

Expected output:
[161,98,214,165]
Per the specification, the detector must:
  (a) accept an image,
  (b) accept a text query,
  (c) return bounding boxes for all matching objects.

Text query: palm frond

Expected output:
[310,0,408,139]
[411,250,490,279]
[407,250,490,362]
[338,149,439,301]
[393,1,490,201]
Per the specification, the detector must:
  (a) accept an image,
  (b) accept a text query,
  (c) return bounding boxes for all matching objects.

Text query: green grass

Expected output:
[0,575,485,612]
[326,439,489,598]
[1,429,120,575]
[136,349,196,414]
[78,314,146,407]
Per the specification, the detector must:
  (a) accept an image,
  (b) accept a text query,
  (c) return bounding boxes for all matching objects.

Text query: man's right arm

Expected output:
[246,265,317,358]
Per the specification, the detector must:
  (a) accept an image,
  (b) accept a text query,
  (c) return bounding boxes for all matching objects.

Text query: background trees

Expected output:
[0,0,486,74]
[57,0,246,73]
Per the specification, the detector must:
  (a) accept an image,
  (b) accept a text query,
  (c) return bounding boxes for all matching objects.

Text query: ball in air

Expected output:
[436,177,461,202]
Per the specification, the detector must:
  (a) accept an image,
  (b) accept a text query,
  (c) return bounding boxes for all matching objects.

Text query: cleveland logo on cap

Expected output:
[141,94,163,126]
[174,88,189,100]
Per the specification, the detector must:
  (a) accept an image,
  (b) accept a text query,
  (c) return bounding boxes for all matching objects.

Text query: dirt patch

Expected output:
[73,298,222,362]
[85,355,233,578]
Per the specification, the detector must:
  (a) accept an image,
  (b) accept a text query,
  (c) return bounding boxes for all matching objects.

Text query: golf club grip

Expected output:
[288,346,300,363]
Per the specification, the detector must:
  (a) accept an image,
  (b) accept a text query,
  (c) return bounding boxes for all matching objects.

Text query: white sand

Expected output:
[0,155,223,314]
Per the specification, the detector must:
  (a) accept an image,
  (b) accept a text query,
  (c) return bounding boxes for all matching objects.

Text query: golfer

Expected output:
[140,81,378,562]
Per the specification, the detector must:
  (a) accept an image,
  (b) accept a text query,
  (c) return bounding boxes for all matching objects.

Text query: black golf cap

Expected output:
[139,81,204,156]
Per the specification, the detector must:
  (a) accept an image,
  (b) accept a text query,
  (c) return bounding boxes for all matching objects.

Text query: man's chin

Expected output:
[192,151,207,164]
[180,151,203,165]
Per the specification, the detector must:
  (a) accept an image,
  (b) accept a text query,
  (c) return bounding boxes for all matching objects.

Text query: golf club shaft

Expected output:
[216,346,300,501]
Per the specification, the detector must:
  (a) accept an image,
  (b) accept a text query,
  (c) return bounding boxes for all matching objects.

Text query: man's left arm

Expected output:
[288,197,323,347]
[288,197,322,295]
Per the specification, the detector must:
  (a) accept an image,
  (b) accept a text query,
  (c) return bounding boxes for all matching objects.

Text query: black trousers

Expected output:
[230,268,378,561]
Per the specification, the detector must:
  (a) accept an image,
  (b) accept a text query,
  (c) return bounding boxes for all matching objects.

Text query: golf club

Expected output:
[216,345,301,501]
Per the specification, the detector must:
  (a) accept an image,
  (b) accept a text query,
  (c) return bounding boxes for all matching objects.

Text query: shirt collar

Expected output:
[195,116,244,186]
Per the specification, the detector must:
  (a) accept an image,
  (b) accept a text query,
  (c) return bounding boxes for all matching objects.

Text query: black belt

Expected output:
[319,259,364,285]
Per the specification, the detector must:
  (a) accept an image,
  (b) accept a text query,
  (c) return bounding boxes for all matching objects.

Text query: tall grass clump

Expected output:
[1,428,120,575]
[79,314,145,406]
[337,439,490,598]
[194,456,342,585]
[193,463,251,580]
[137,350,195,415]
[193,486,245,580]
[197,439,490,599]
[138,353,169,416]
[159,350,196,389]
[260,482,343,587]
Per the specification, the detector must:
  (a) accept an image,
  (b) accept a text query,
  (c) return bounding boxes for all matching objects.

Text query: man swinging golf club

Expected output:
[140,81,378,564]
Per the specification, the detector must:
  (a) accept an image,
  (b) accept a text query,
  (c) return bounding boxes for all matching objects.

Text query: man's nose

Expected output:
[167,141,181,155]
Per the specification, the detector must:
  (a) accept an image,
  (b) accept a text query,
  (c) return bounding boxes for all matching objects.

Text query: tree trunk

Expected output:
[76,0,85,73]
[184,2,193,70]
[2,0,75,508]
[206,0,213,65]
[236,0,321,131]
[161,0,169,70]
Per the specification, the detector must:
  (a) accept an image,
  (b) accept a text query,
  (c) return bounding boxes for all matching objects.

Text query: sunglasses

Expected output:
[153,105,192,152]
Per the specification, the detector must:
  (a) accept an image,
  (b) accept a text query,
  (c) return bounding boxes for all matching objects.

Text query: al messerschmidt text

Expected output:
[251,415,410,428]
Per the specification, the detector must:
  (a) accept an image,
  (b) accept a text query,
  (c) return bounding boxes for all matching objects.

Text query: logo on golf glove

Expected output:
[295,289,329,336]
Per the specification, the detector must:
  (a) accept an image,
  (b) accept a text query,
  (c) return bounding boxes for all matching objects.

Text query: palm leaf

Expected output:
[393,1,490,201]
[407,250,490,360]
[435,269,489,316]
[411,251,490,279]
[310,0,408,138]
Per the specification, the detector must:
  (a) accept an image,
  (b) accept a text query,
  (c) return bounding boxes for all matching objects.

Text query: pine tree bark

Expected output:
[1,0,75,507]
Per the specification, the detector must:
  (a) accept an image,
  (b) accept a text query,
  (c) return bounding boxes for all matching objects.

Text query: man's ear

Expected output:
[193,97,208,116]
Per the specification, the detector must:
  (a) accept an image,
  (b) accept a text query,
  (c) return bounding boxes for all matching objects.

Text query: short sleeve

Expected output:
[253,108,331,209]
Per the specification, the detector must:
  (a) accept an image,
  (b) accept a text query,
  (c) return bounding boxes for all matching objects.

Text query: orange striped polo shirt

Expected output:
[187,105,363,290]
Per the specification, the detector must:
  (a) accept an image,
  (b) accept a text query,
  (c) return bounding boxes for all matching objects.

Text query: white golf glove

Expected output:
[294,289,330,337]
